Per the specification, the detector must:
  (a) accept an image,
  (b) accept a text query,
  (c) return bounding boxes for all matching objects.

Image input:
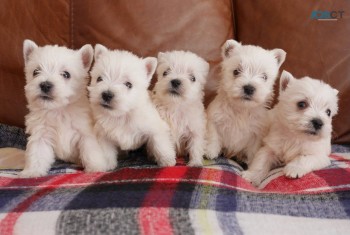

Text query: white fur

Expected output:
[152,51,209,166]
[206,40,286,164]
[242,71,339,186]
[89,44,176,167]
[20,40,111,178]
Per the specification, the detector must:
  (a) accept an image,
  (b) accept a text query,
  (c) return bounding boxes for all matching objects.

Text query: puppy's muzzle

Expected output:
[39,81,54,100]
[243,84,255,96]
[39,81,53,94]
[171,79,181,89]
[311,118,323,131]
[169,79,182,96]
[101,90,114,103]
[305,118,324,135]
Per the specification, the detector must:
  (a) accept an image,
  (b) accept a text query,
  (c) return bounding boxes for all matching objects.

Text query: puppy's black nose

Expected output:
[39,81,53,93]
[311,118,323,130]
[243,85,255,96]
[171,79,181,88]
[101,91,114,103]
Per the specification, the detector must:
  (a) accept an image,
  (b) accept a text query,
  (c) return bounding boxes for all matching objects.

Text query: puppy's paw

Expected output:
[205,143,220,160]
[205,154,218,160]
[18,169,47,178]
[104,161,117,171]
[103,155,118,171]
[205,149,219,160]
[84,159,111,173]
[188,159,203,167]
[283,164,308,179]
[85,165,111,172]
[158,156,176,167]
[241,170,261,187]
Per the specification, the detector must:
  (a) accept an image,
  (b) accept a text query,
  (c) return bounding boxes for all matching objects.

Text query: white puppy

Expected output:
[152,51,209,166]
[88,45,176,167]
[21,40,110,177]
[206,40,286,165]
[242,71,339,186]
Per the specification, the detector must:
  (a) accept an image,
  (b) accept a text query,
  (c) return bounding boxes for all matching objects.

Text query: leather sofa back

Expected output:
[0,0,233,126]
[0,0,349,144]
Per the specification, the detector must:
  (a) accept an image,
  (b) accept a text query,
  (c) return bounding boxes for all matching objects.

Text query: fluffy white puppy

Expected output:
[242,71,339,186]
[20,40,110,177]
[88,45,176,167]
[206,39,286,165]
[152,51,209,166]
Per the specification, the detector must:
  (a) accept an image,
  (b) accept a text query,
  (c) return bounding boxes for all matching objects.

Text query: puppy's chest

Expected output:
[27,111,81,159]
[268,133,311,163]
[54,118,81,159]
[162,108,192,141]
[273,136,330,163]
[101,118,145,150]
[218,110,264,145]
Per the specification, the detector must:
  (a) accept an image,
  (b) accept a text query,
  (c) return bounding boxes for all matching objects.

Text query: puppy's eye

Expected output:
[97,77,103,83]
[190,75,196,82]
[163,69,170,77]
[233,69,240,76]
[297,101,308,110]
[326,109,331,117]
[262,73,268,81]
[62,71,71,79]
[125,82,132,89]
[33,69,40,77]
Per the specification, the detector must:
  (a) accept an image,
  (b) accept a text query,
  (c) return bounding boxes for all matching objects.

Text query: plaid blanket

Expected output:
[0,124,350,234]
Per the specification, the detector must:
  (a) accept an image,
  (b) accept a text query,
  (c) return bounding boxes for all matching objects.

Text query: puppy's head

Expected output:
[154,51,209,102]
[88,44,157,116]
[23,39,93,110]
[220,40,286,107]
[277,71,339,139]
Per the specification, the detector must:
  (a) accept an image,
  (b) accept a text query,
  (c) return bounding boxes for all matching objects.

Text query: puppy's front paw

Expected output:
[19,169,48,178]
[85,164,110,173]
[188,159,203,167]
[283,164,308,179]
[84,158,111,173]
[241,170,261,187]
[205,144,220,160]
[158,156,176,167]
[100,161,117,172]
[205,149,219,160]
[205,154,218,160]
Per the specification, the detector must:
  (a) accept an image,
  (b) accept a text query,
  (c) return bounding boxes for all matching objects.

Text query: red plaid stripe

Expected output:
[0,174,77,235]
[139,167,188,235]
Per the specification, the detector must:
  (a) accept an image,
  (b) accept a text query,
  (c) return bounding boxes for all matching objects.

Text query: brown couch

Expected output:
[0,0,349,144]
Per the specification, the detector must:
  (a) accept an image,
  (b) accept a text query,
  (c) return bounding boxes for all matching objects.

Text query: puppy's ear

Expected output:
[200,59,210,81]
[157,52,167,64]
[144,57,158,81]
[79,44,93,70]
[280,70,295,92]
[94,44,108,61]
[221,40,241,59]
[271,49,286,67]
[332,88,339,116]
[23,39,38,64]
[333,88,339,96]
